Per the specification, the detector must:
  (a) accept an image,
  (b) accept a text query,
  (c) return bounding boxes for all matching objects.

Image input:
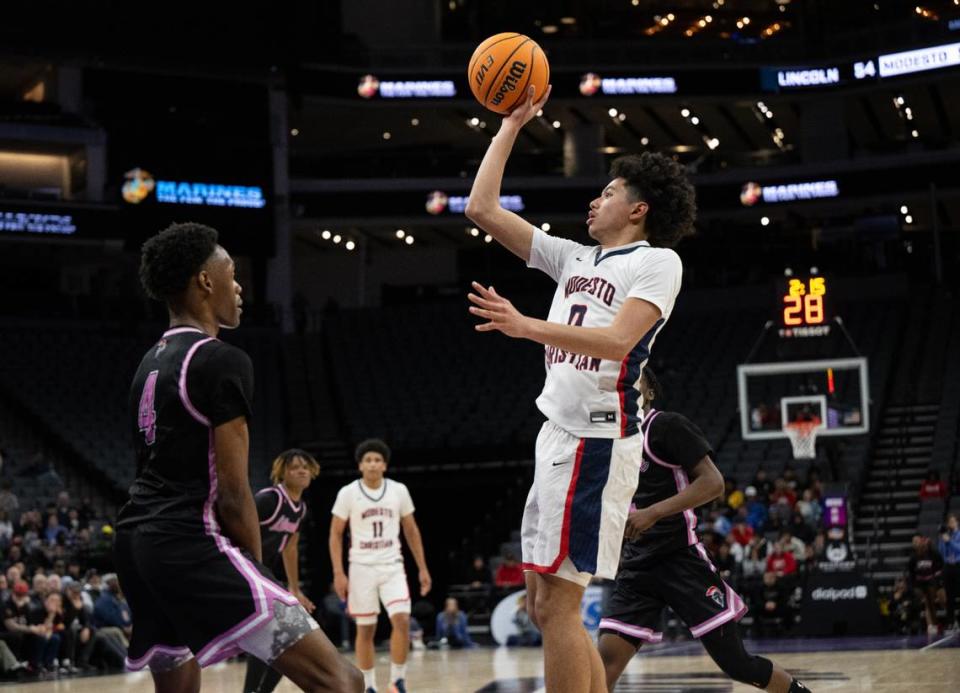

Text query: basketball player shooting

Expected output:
[114,223,362,693]
[465,85,696,693]
[598,369,810,693]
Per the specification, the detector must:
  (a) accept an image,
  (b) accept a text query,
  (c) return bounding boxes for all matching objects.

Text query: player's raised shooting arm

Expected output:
[214,416,262,563]
[465,85,551,263]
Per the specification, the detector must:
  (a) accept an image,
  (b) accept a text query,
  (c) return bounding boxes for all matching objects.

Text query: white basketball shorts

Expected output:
[521,420,643,586]
[347,562,410,626]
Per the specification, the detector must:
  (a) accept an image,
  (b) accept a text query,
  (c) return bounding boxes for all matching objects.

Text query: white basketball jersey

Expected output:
[527,228,682,438]
[331,479,415,566]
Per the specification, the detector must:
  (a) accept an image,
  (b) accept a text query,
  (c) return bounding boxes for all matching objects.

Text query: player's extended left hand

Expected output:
[419,569,432,597]
[624,507,660,540]
[293,589,316,613]
[468,282,530,338]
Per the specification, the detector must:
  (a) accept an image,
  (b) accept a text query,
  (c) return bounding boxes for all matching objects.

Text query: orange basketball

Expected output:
[467,33,550,115]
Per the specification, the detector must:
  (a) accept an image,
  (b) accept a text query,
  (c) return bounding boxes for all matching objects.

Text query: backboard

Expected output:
[737,357,870,442]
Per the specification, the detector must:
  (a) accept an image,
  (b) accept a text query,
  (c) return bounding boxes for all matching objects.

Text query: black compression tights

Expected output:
[700,623,774,689]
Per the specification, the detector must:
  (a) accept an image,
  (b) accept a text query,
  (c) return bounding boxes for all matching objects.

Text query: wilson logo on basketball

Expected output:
[490,60,528,107]
[474,55,494,86]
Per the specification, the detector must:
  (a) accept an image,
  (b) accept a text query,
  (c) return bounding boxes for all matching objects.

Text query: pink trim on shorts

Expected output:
[187,384,298,665]
[688,583,748,638]
[125,644,193,672]
[598,618,663,643]
[695,542,717,573]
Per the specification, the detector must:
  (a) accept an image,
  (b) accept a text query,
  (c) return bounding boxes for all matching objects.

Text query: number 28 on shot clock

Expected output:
[781,276,827,327]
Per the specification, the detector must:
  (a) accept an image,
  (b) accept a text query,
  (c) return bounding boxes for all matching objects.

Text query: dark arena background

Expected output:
[1,1,959,691]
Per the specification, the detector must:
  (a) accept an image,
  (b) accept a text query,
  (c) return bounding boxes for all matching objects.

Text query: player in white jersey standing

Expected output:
[465,85,696,693]
[329,439,431,693]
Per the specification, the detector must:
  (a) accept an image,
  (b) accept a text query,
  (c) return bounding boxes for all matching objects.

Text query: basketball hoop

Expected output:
[784,421,820,459]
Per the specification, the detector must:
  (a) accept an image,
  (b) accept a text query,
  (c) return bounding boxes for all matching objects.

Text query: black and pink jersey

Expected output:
[620,408,714,565]
[117,327,254,533]
[256,484,307,569]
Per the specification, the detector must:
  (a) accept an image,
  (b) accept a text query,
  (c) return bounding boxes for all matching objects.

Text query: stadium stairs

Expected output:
[855,290,955,594]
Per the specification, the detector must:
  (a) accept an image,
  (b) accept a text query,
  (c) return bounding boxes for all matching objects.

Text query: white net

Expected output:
[784,422,819,459]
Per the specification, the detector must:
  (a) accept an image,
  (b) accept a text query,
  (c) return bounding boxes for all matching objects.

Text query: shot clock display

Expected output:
[778,276,830,338]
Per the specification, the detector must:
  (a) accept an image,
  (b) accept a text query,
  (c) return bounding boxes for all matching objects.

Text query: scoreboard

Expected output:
[778,275,831,338]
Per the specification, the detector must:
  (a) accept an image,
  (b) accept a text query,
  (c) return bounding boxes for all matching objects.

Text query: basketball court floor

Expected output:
[7,633,958,692]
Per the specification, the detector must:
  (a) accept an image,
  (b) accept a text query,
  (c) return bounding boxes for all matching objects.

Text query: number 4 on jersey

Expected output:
[138,370,159,446]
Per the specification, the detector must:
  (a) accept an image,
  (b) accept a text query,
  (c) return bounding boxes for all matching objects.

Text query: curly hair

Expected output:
[269,448,321,485]
[609,153,697,248]
[355,438,391,464]
[139,222,219,302]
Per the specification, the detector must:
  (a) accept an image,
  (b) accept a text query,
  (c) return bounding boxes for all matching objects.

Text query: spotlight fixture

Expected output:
[404,235,415,245]
[396,229,406,239]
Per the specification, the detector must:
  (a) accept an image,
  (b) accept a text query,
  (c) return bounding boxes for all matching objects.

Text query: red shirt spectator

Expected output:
[919,472,947,499]
[769,479,797,508]
[730,521,754,547]
[766,545,797,577]
[494,554,524,588]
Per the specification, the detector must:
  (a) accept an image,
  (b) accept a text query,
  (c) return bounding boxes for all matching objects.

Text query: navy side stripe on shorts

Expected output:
[567,439,614,574]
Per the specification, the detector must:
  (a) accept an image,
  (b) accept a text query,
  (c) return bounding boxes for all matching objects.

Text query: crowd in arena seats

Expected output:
[695,463,830,637]
[0,484,122,680]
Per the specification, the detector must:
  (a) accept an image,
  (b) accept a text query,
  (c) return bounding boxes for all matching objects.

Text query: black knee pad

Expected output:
[700,625,773,689]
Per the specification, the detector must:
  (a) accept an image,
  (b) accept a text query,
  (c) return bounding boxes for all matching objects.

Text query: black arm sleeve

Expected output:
[187,342,255,427]
[648,412,714,472]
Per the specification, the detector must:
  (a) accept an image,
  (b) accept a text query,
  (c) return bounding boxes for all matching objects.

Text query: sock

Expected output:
[788,680,809,692]
[390,662,407,682]
[362,667,376,690]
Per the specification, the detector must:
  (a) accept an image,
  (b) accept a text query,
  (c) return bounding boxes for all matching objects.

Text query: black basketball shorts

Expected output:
[599,544,747,645]
[115,526,319,672]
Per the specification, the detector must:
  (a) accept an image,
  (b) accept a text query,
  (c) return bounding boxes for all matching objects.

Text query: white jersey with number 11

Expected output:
[331,479,414,566]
